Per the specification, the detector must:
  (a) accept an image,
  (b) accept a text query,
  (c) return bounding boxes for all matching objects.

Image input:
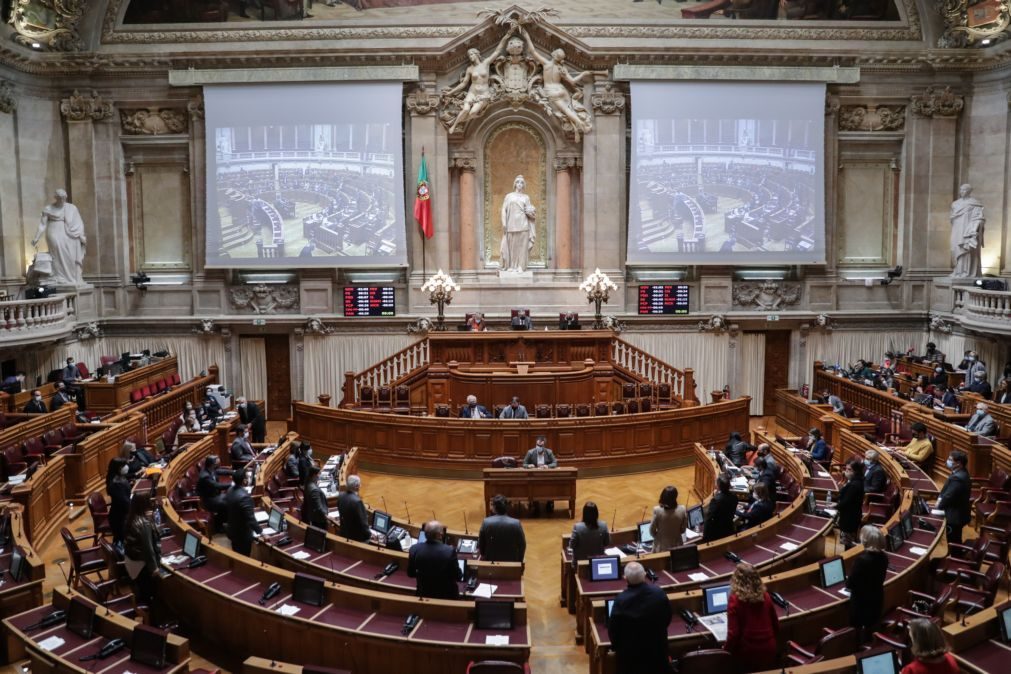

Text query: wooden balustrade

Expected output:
[610,338,696,404]
[0,505,46,664]
[813,362,907,421]
[0,406,75,452]
[10,454,67,545]
[61,412,144,501]
[344,339,429,406]
[901,403,1005,481]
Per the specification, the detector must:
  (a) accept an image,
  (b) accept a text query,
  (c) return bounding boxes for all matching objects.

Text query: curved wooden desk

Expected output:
[0,506,46,664]
[293,397,751,477]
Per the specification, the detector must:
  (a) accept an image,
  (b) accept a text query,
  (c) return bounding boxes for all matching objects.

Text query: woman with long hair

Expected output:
[649,485,687,552]
[836,458,866,549]
[900,619,958,674]
[845,525,888,642]
[123,491,162,604]
[569,501,610,563]
[106,457,131,545]
[725,563,779,672]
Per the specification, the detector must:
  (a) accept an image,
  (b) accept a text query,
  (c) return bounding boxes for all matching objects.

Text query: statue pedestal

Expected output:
[498,269,534,284]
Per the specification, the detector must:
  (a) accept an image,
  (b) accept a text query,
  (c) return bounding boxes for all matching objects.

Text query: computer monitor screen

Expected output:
[589,556,621,582]
[183,531,201,559]
[703,584,731,615]
[475,600,515,630]
[304,525,327,553]
[636,521,654,546]
[857,650,900,674]
[805,490,817,515]
[9,547,24,582]
[417,529,427,544]
[130,625,168,669]
[372,510,391,535]
[900,511,913,539]
[687,505,704,529]
[669,545,700,573]
[886,525,904,553]
[999,603,1011,643]
[292,573,325,607]
[819,557,846,588]
[268,507,284,532]
[66,597,96,639]
[606,599,615,617]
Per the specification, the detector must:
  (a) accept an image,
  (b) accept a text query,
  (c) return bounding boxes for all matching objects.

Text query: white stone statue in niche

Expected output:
[32,189,88,287]
[500,175,536,272]
[443,26,517,134]
[949,183,985,278]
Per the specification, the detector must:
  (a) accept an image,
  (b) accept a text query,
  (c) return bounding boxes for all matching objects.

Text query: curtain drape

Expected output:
[303,333,420,402]
[804,329,925,392]
[238,338,267,403]
[65,336,228,386]
[621,331,731,403]
[739,333,766,415]
[930,333,1010,387]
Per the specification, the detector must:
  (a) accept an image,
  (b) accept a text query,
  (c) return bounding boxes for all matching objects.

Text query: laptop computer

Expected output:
[589,556,620,582]
[372,511,391,535]
[686,505,704,530]
[182,531,201,559]
[268,507,284,533]
[475,600,514,630]
[636,521,654,548]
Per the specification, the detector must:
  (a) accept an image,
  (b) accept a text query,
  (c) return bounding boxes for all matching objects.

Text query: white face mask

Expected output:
[33,395,41,401]
[120,466,129,475]
[946,458,954,469]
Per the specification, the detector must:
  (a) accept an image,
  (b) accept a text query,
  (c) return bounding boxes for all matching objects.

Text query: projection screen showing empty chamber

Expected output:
[627,81,826,266]
[204,83,407,268]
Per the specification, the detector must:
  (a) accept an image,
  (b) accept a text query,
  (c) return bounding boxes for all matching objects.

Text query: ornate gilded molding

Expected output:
[406,88,440,117]
[936,0,1010,48]
[303,317,334,335]
[229,284,299,314]
[732,282,802,310]
[11,0,85,52]
[187,96,204,120]
[838,104,906,131]
[910,86,964,118]
[60,90,113,122]
[120,108,188,135]
[697,315,729,333]
[451,153,476,171]
[590,82,625,116]
[0,80,15,115]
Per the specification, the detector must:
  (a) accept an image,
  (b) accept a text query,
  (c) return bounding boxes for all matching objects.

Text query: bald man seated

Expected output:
[407,520,461,600]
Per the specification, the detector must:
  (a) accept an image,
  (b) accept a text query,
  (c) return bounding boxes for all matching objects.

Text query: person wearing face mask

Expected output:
[965,403,997,437]
[824,391,846,417]
[923,342,943,363]
[23,390,47,414]
[958,351,987,381]
[106,457,132,546]
[964,370,992,400]
[930,366,948,387]
[936,450,971,544]
[836,458,865,550]
[230,424,256,465]
[941,386,959,409]
[863,449,888,494]
[285,441,303,481]
[898,423,934,464]
[184,410,202,433]
[235,396,266,443]
[739,482,775,530]
[203,387,223,419]
[996,377,1011,405]
[297,441,316,480]
[458,394,491,419]
[804,428,832,464]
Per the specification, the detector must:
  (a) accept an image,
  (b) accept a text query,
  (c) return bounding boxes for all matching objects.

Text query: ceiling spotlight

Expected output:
[981,39,992,45]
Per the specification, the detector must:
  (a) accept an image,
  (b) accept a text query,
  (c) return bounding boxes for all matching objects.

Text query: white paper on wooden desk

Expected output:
[823,508,837,517]
[604,547,627,558]
[276,604,301,616]
[909,546,928,556]
[254,511,269,523]
[472,583,498,598]
[688,572,709,582]
[485,635,510,646]
[697,613,728,642]
[684,529,701,540]
[779,542,799,551]
[38,636,65,651]
[930,509,945,517]
[291,551,311,560]
[328,509,341,518]
[817,471,830,478]
[261,527,276,536]
[838,588,851,597]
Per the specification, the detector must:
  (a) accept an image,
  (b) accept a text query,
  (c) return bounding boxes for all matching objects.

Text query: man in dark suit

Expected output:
[298,442,316,481]
[23,390,47,414]
[863,449,888,494]
[407,520,461,600]
[303,465,328,529]
[197,454,229,530]
[458,394,491,419]
[337,474,370,542]
[299,239,316,257]
[607,561,673,674]
[225,469,262,556]
[965,371,993,400]
[937,449,971,544]
[285,441,303,482]
[478,494,526,562]
[203,387,223,419]
[523,436,557,469]
[236,397,267,443]
[230,425,256,464]
[702,473,738,543]
[50,383,73,411]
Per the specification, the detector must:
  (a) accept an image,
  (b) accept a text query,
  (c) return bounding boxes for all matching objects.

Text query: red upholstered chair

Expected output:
[465,662,530,674]
[140,384,152,399]
[639,397,652,413]
[1,445,27,481]
[100,355,118,367]
[575,404,590,417]
[626,399,639,414]
[622,383,637,399]
[76,363,90,378]
[594,402,609,416]
[786,627,859,665]
[535,404,551,418]
[171,373,181,386]
[358,386,375,409]
[676,649,733,674]
[22,436,47,465]
[394,385,411,415]
[376,386,392,413]
[962,526,1010,565]
[657,383,674,409]
[130,389,144,404]
[611,401,626,415]
[492,457,517,468]
[155,379,167,393]
[87,492,113,544]
[639,383,653,398]
[42,428,67,455]
[60,527,108,589]
[952,562,1006,619]
[434,404,450,418]
[882,584,954,631]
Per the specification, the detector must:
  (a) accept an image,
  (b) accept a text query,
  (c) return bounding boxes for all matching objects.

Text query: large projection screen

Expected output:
[627,81,826,266]
[204,83,407,268]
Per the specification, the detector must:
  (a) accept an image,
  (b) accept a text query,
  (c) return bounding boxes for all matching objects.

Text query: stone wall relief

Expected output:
[910,86,964,118]
[732,282,803,310]
[60,90,114,122]
[0,80,15,114]
[229,284,299,314]
[838,104,906,132]
[120,108,188,135]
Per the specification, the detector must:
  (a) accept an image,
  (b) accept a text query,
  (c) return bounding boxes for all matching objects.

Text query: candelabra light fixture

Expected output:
[421,269,460,331]
[579,268,619,329]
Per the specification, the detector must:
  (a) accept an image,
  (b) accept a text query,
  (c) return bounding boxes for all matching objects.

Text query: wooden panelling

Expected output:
[61,413,144,500]
[78,356,180,413]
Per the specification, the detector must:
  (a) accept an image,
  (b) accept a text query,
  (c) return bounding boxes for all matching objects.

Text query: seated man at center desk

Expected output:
[523,436,557,469]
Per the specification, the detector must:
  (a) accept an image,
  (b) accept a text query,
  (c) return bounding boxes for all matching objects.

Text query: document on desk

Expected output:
[909,546,929,556]
[688,572,709,582]
[823,508,837,517]
[779,542,799,552]
[730,477,749,490]
[254,511,269,523]
[684,529,701,541]
[472,583,498,598]
[160,554,187,566]
[276,604,301,616]
[930,509,945,517]
[697,613,728,642]
[38,636,65,651]
[328,509,341,518]
[485,635,510,646]
[261,527,276,536]
[604,547,627,558]
[817,471,831,478]
[291,551,311,560]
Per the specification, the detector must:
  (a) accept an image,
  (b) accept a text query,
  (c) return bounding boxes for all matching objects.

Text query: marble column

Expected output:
[553,155,578,271]
[0,79,21,283]
[585,81,627,277]
[406,85,449,278]
[188,95,207,279]
[453,153,477,271]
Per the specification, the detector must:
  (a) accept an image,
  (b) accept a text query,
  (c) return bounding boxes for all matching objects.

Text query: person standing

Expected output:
[936,450,971,545]
[106,457,132,547]
[236,397,267,443]
[702,473,738,543]
[225,469,262,556]
[845,525,888,642]
[337,475,370,542]
[303,465,328,530]
[607,562,673,674]
[837,459,865,550]
[649,486,687,552]
[407,521,461,600]
[499,397,529,419]
[197,454,229,531]
[123,491,162,604]
[901,619,960,674]
[479,494,526,562]
[570,502,610,563]
[724,563,780,673]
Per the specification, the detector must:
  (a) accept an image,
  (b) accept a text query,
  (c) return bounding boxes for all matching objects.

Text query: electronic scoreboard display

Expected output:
[343,286,395,317]
[638,285,690,315]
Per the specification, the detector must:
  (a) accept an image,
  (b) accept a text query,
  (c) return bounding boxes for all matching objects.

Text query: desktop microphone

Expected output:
[961,598,986,626]
[381,496,389,515]
[464,511,470,536]
[56,560,70,586]
[611,507,617,531]
[404,501,412,525]
[639,505,647,525]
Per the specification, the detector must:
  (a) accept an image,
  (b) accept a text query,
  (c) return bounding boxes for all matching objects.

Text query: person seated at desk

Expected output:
[923,341,944,363]
[607,562,672,674]
[225,468,263,556]
[570,501,610,563]
[901,618,960,674]
[49,382,72,411]
[702,473,738,543]
[897,422,934,464]
[499,396,528,419]
[303,465,328,530]
[751,443,777,471]
[963,370,993,400]
[524,436,557,469]
[724,431,749,467]
[337,474,370,543]
[863,449,888,494]
[479,494,526,562]
[560,312,580,330]
[996,377,1011,405]
[753,456,778,497]
[230,424,256,464]
[23,389,47,414]
[203,386,223,419]
[511,309,532,330]
[182,410,202,433]
[407,520,461,600]
[965,402,998,437]
[465,312,487,332]
[197,454,229,530]
[122,440,156,478]
[930,366,948,387]
[803,428,832,464]
[459,394,491,419]
[739,482,775,530]
[941,386,959,408]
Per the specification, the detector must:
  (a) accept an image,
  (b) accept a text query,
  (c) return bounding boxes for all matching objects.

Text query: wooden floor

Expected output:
[19,418,778,673]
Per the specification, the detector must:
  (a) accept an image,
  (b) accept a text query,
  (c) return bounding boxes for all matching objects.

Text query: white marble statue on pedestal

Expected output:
[32,189,88,288]
[500,175,536,272]
[949,183,985,278]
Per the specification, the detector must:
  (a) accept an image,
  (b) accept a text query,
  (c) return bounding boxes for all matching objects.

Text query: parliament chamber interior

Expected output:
[2,1,1011,673]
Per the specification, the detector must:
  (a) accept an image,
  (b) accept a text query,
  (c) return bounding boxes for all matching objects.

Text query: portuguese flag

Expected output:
[414,152,433,239]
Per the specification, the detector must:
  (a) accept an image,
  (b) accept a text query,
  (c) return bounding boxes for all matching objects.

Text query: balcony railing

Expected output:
[952,286,1011,330]
[0,294,75,343]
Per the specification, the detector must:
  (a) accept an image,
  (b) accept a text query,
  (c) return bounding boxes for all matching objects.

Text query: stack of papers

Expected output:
[684,529,701,541]
[485,635,510,645]
[930,509,945,517]
[471,583,498,598]
[688,572,709,582]
[604,547,628,558]
[275,604,301,616]
[38,636,65,651]
[291,551,311,560]
[160,554,187,566]
[909,546,929,556]
[254,511,269,523]
[779,542,799,552]
[697,613,728,642]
